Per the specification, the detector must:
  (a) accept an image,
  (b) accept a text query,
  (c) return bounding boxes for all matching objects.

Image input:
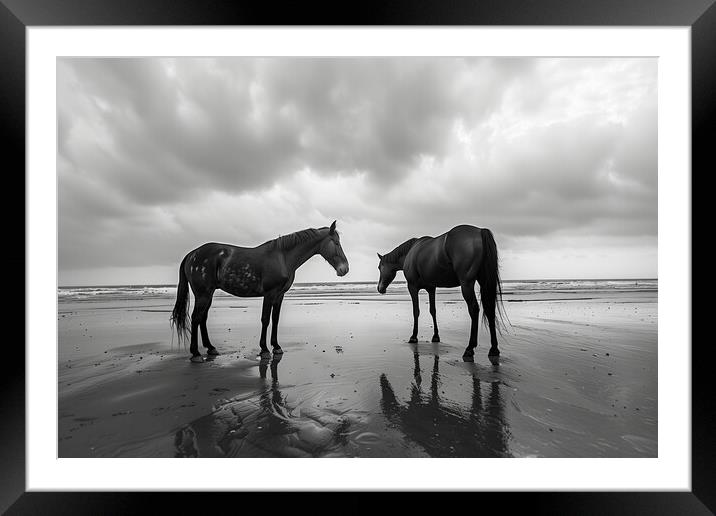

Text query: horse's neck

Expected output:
[392,239,417,270]
[390,254,407,271]
[282,231,326,271]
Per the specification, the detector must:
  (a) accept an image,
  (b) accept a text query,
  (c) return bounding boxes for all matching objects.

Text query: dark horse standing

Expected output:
[376,224,504,361]
[171,221,349,362]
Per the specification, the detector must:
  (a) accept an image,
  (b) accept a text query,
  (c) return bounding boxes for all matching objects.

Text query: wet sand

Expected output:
[58,289,657,457]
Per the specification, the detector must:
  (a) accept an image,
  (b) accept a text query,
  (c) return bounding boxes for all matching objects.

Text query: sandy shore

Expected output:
[58,288,657,457]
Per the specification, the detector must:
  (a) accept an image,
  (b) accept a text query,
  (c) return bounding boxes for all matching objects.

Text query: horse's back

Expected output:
[446,224,483,240]
[410,225,483,262]
[189,242,252,256]
[406,225,486,285]
[184,242,238,270]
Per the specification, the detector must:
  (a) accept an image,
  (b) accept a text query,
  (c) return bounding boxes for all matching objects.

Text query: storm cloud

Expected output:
[58,57,657,285]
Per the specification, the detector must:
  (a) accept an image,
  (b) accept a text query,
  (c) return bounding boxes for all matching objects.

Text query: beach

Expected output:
[58,280,657,458]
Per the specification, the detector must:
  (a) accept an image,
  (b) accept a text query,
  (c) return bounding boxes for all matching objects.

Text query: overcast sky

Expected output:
[58,57,657,286]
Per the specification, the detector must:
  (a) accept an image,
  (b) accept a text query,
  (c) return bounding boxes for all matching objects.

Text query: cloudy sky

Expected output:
[58,57,657,286]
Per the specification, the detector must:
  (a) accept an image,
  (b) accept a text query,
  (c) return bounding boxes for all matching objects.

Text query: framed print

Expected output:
[4,0,713,513]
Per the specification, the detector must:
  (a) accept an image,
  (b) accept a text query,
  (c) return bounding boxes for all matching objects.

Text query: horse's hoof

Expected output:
[207,348,220,356]
[488,355,500,365]
[259,350,272,359]
[190,355,204,363]
[431,335,440,343]
[408,336,418,343]
[462,354,475,363]
[273,347,284,355]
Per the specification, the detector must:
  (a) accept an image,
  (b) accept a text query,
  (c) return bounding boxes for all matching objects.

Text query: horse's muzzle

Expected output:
[377,285,386,294]
[336,263,349,277]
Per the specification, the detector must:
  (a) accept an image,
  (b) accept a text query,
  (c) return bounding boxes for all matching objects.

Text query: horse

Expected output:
[376,224,504,361]
[171,221,349,362]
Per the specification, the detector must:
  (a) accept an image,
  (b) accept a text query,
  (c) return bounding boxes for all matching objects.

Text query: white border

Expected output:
[27,27,691,491]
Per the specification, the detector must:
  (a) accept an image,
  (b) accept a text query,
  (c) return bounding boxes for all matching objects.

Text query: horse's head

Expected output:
[376,253,398,294]
[319,220,349,277]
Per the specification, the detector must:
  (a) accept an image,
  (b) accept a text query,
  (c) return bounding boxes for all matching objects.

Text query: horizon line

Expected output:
[57,277,659,289]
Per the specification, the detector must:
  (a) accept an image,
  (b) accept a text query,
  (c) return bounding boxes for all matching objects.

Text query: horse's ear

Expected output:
[329,220,337,234]
[377,252,383,260]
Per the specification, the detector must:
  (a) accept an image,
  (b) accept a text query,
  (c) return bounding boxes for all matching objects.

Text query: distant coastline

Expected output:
[58,278,658,289]
[58,279,658,304]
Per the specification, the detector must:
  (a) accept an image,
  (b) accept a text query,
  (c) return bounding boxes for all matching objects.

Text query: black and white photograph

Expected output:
[57,56,658,459]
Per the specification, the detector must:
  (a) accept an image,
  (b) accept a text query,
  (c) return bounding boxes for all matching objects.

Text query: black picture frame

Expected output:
[3,0,712,513]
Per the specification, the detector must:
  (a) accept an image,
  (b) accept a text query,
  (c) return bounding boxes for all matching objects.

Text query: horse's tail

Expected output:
[478,228,508,332]
[170,254,191,345]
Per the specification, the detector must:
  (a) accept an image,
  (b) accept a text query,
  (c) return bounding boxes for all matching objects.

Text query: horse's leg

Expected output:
[190,293,211,362]
[199,290,219,355]
[460,280,480,358]
[189,314,201,361]
[408,284,420,343]
[270,292,285,354]
[428,287,440,342]
[258,294,273,357]
[482,289,499,358]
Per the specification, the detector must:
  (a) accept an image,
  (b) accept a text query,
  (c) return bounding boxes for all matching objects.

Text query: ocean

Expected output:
[58,279,657,304]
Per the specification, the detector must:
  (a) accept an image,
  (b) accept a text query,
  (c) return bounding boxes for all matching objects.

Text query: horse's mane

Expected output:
[274,228,324,251]
[383,238,418,264]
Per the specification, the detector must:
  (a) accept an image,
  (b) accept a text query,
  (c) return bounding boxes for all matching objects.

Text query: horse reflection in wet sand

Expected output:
[174,355,362,458]
[377,224,505,361]
[171,221,349,362]
[379,352,511,457]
